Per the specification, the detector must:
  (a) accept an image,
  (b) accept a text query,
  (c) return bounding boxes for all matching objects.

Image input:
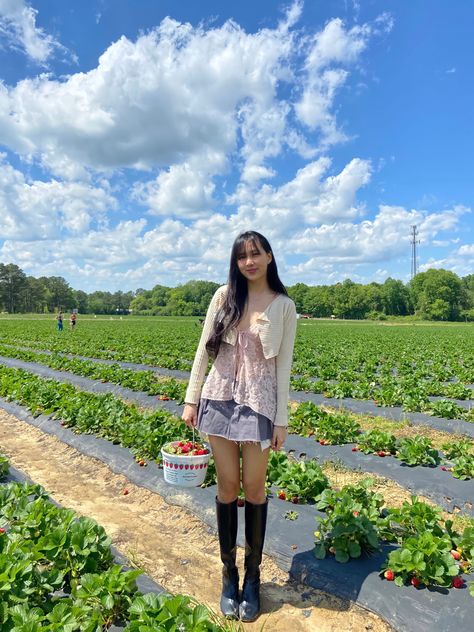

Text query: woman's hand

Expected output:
[182,403,198,428]
[271,426,287,451]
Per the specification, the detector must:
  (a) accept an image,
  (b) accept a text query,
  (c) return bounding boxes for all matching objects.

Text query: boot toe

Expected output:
[221,596,240,619]
[239,600,259,622]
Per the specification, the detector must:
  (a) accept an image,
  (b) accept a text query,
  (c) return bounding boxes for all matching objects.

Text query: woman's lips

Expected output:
[246,268,257,273]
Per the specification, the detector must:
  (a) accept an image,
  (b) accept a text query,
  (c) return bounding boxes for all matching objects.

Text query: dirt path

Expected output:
[0,408,393,632]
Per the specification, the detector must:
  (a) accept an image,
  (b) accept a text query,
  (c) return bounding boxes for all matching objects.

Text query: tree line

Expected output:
[0,262,472,321]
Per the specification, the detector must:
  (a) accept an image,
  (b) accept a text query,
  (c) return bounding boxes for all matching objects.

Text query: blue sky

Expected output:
[0,0,472,292]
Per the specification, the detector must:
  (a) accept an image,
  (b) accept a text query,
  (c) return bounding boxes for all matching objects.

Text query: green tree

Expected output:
[0,264,27,313]
[409,269,467,320]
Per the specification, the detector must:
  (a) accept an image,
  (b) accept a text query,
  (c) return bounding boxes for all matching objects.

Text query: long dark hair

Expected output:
[205,231,288,359]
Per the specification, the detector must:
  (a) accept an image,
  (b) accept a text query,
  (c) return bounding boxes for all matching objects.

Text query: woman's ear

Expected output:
[267,252,272,264]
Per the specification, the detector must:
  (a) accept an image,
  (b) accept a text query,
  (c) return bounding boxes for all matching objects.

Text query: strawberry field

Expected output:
[0,315,473,631]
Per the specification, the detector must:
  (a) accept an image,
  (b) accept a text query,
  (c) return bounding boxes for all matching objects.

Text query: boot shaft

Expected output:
[244,498,268,577]
[215,497,238,568]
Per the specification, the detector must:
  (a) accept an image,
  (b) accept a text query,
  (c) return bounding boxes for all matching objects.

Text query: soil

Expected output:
[0,408,393,632]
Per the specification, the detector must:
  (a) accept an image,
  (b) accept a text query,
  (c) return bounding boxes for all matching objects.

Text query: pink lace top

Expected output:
[200,323,277,422]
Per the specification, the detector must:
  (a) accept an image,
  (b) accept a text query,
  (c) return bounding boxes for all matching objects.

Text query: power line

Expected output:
[410,225,420,279]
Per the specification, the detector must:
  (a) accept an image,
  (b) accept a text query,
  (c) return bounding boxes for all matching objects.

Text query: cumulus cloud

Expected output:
[0,7,387,184]
[0,156,117,240]
[286,204,468,263]
[0,0,69,64]
[132,163,216,219]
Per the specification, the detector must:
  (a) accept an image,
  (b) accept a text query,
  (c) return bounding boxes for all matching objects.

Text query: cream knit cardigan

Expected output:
[184,285,297,427]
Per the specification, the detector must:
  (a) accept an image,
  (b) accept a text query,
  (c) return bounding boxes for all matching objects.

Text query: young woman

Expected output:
[182,230,297,622]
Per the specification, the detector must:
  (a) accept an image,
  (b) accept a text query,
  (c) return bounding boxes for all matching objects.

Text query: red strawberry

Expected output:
[384,570,394,581]
[122,489,129,496]
[181,447,190,454]
[451,576,464,589]
[292,496,300,504]
[278,491,287,501]
[138,460,145,466]
[237,498,245,507]
[352,447,358,452]
[378,451,386,457]
[0,528,5,534]
[441,466,447,471]
[353,511,359,517]
[451,550,461,561]
[411,577,420,588]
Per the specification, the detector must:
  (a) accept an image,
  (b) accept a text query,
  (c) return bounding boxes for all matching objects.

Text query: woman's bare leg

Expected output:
[241,443,270,504]
[209,435,241,503]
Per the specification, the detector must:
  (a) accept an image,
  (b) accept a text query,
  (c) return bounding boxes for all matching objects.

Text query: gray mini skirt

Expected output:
[197,398,273,444]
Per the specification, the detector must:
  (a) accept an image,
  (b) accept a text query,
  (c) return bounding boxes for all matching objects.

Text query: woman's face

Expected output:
[236,239,272,283]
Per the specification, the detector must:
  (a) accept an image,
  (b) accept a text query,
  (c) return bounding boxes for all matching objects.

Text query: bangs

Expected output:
[235,237,259,258]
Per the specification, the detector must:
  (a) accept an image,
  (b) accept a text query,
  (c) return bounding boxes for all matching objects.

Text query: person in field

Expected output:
[56,312,63,332]
[182,230,297,622]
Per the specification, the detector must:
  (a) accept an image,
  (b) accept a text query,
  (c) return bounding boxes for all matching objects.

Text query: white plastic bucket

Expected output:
[161,441,211,487]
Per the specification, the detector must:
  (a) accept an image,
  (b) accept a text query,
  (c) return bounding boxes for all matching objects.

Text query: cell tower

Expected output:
[410,225,420,278]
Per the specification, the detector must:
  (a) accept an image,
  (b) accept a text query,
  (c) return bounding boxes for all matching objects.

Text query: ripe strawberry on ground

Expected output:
[291,496,300,504]
[384,570,394,581]
[411,577,420,588]
[452,576,464,589]
[352,446,358,452]
[122,489,129,496]
[378,451,386,457]
[138,460,146,466]
[278,491,287,501]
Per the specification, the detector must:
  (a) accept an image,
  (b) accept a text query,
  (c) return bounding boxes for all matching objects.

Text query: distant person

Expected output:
[70,312,77,329]
[56,312,63,332]
[182,230,297,622]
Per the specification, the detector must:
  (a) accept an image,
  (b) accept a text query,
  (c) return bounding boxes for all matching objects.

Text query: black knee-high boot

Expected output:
[239,498,268,622]
[215,497,239,619]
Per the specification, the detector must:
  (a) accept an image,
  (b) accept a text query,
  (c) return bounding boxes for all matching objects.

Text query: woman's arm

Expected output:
[274,300,297,428]
[184,286,226,405]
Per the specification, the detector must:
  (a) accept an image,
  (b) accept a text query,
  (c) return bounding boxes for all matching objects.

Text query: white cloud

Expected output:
[0,14,296,178]
[230,157,372,233]
[294,16,384,144]
[0,0,68,64]
[457,243,474,256]
[0,156,117,240]
[132,163,216,219]
[286,204,468,263]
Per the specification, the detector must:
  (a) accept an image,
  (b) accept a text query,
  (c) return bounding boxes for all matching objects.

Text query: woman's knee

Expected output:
[242,481,266,504]
[217,479,240,503]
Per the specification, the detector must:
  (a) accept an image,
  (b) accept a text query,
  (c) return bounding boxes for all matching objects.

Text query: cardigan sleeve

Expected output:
[184,286,227,405]
[274,299,297,427]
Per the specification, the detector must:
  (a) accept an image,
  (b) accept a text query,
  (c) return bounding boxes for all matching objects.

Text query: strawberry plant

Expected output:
[450,454,474,480]
[0,455,8,479]
[384,496,445,542]
[356,430,397,455]
[267,452,329,503]
[425,399,465,420]
[441,438,473,460]
[380,532,459,588]
[396,437,440,467]
[314,480,386,563]
[315,412,361,445]
[288,401,327,436]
